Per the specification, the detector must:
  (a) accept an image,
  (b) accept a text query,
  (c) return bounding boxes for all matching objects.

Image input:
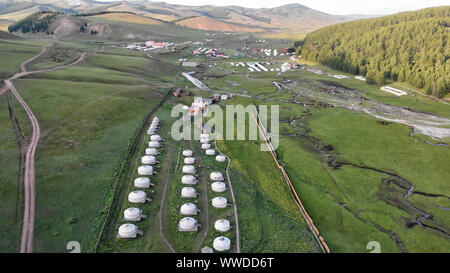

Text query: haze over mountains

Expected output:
[0,0,372,32]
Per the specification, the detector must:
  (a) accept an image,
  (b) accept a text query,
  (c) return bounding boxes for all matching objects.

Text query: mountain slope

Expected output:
[297,6,450,97]
[0,1,370,33]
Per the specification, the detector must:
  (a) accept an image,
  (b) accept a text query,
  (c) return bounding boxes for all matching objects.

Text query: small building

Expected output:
[141,155,157,165]
[178,217,199,232]
[117,223,141,239]
[145,148,160,155]
[181,187,197,198]
[216,155,226,162]
[201,246,214,253]
[182,165,196,174]
[201,143,211,150]
[210,172,224,181]
[151,135,162,141]
[180,203,198,215]
[182,150,193,157]
[212,197,227,208]
[215,219,230,232]
[184,157,195,165]
[134,177,152,188]
[205,149,216,156]
[182,61,198,67]
[213,236,231,251]
[182,175,197,185]
[128,190,149,204]
[148,141,160,148]
[123,208,145,221]
[138,165,154,176]
[211,182,227,193]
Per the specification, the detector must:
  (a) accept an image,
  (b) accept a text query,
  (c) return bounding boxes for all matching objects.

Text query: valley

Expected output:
[0,2,448,254]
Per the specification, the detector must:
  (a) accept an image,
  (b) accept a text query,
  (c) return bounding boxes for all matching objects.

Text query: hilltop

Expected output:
[0,1,371,34]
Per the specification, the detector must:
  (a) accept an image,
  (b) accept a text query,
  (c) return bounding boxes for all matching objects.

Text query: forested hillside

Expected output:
[8,11,58,34]
[296,7,450,97]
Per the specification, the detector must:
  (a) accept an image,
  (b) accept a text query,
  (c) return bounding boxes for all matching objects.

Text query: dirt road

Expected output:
[1,45,87,253]
[6,80,40,253]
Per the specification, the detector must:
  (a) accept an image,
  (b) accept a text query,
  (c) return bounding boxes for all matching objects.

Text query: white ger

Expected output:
[118,223,139,239]
[215,219,231,232]
[148,141,160,148]
[178,217,199,232]
[211,182,226,193]
[150,135,163,141]
[216,155,226,162]
[182,150,193,157]
[128,190,150,203]
[145,148,160,155]
[141,155,157,165]
[123,207,144,221]
[184,157,195,165]
[180,203,198,215]
[201,143,211,150]
[138,165,154,175]
[182,165,196,174]
[181,175,197,185]
[210,171,224,181]
[134,177,153,188]
[205,149,215,156]
[212,197,228,208]
[181,187,197,198]
[213,236,231,251]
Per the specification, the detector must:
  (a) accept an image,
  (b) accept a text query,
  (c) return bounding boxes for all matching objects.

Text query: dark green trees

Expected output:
[296,7,450,97]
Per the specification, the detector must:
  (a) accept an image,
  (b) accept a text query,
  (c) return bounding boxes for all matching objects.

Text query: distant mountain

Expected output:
[297,6,450,97]
[0,1,372,32]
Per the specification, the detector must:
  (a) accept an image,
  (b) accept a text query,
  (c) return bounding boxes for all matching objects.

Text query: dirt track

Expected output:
[1,45,87,253]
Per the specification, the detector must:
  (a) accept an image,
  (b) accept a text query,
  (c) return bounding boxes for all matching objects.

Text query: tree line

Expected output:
[8,11,59,34]
[296,7,450,98]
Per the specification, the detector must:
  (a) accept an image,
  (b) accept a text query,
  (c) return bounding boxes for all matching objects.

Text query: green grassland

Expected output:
[0,44,178,252]
[198,55,450,252]
[0,39,46,78]
[0,93,22,252]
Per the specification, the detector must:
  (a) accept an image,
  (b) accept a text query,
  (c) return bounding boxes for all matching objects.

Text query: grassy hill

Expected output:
[297,6,450,97]
[0,29,19,39]
[0,1,370,35]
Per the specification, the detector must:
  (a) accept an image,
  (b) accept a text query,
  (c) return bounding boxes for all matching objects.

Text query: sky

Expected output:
[155,0,449,15]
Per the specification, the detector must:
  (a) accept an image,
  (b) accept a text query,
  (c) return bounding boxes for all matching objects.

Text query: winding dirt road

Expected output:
[1,45,87,253]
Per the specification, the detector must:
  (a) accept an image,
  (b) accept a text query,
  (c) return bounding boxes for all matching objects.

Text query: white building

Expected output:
[180,203,198,215]
[212,197,227,208]
[128,190,149,204]
[117,223,139,238]
[213,236,231,251]
[181,187,197,198]
[178,217,199,232]
[211,182,226,193]
[210,172,224,181]
[181,175,197,185]
[215,219,230,232]
[182,165,196,174]
[138,165,154,175]
[134,177,152,188]
[123,208,144,221]
[141,155,157,165]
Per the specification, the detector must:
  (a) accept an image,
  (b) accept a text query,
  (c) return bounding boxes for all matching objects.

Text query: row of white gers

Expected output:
[181,133,231,252]
[117,116,162,239]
